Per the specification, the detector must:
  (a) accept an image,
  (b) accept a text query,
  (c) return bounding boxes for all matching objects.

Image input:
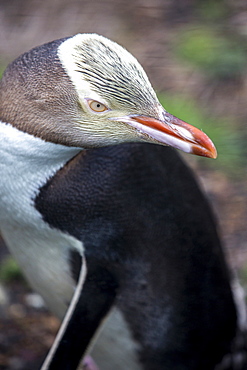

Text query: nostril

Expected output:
[162,110,171,123]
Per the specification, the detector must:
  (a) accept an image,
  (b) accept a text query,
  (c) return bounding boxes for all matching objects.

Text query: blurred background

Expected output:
[0,0,246,369]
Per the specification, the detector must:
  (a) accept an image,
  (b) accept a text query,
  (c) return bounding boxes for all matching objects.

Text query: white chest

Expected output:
[0,122,83,318]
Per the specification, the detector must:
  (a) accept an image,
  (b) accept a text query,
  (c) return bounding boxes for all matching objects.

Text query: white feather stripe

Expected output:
[0,121,84,318]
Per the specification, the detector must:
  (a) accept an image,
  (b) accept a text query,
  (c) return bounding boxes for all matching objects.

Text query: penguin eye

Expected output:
[87,99,109,113]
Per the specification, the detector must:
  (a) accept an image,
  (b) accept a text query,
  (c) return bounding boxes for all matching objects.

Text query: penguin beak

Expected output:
[114,113,217,159]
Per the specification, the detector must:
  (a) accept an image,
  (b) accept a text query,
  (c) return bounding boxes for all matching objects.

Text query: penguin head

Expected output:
[0,33,216,158]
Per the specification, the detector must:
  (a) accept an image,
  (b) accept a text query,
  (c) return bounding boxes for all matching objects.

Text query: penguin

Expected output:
[0,34,244,369]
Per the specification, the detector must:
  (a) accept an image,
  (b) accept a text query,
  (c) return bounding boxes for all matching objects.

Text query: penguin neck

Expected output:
[0,120,81,226]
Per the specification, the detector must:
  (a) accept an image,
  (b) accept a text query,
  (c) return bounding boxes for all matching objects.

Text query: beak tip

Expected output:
[204,140,218,160]
[189,126,217,159]
[192,142,217,159]
[211,149,218,159]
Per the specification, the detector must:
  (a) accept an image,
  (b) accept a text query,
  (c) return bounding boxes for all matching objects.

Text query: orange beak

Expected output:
[116,112,217,159]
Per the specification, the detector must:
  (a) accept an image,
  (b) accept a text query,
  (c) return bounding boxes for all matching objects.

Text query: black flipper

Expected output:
[41,257,118,370]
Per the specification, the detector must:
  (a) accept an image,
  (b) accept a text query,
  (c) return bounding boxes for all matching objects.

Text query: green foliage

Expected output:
[0,65,6,79]
[175,27,246,79]
[158,93,245,174]
[197,0,228,21]
[0,256,24,283]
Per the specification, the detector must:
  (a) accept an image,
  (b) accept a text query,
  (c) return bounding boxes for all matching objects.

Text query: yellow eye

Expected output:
[88,100,109,113]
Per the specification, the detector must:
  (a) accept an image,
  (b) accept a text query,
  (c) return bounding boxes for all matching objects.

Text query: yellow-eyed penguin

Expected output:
[0,34,245,370]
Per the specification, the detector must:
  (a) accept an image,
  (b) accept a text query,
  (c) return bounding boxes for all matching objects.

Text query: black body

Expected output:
[36,143,236,370]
